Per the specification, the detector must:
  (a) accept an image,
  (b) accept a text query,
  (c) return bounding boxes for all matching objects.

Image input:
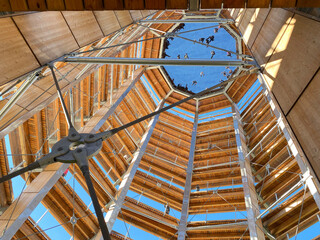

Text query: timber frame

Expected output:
[0,8,320,240]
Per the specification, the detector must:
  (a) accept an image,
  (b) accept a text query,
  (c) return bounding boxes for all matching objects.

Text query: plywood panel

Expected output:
[130,10,143,21]
[13,12,79,65]
[0,18,40,86]
[287,70,320,178]
[10,0,28,11]
[238,8,255,36]
[103,0,124,10]
[115,11,133,28]
[265,14,320,114]
[251,8,293,66]
[64,0,84,10]
[200,0,222,9]
[230,8,240,20]
[272,0,296,7]
[140,10,150,18]
[62,11,103,47]
[145,0,165,9]
[235,8,245,26]
[247,0,269,7]
[46,0,66,10]
[0,0,12,10]
[27,0,47,10]
[245,8,270,48]
[125,0,144,9]
[166,0,188,9]
[94,11,121,35]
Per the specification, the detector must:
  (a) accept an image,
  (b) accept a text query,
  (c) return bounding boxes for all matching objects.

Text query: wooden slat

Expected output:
[84,0,104,9]
[64,0,84,10]
[200,0,222,9]
[272,0,296,7]
[224,0,245,8]
[0,0,12,10]
[103,0,124,10]
[166,0,187,9]
[247,0,269,7]
[62,11,104,47]
[9,0,29,11]
[125,0,144,9]
[13,12,79,65]
[27,0,47,10]
[297,0,320,7]
[145,0,165,9]
[46,0,66,10]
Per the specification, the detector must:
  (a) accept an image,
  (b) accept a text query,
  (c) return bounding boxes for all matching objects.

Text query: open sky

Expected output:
[163,22,237,93]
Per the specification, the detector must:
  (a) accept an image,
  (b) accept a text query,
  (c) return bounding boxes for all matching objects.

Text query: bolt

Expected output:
[71,133,76,137]
[89,134,95,138]
[77,149,82,153]
[57,147,63,151]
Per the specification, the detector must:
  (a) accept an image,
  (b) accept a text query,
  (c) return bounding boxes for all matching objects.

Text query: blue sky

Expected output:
[163,22,237,93]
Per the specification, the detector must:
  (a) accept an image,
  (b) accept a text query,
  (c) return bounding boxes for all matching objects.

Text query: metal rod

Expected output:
[65,57,249,67]
[49,66,73,129]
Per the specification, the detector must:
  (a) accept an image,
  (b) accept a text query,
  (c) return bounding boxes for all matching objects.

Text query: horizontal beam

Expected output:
[64,57,250,67]
[187,221,247,231]
[139,19,234,24]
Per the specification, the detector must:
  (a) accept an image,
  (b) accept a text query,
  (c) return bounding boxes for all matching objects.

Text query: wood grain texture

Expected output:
[247,0,269,7]
[140,10,150,18]
[13,12,79,65]
[297,0,320,7]
[0,18,40,86]
[0,0,12,11]
[251,8,293,66]
[272,0,296,7]
[287,71,320,179]
[27,0,47,10]
[84,0,104,9]
[103,0,124,10]
[46,0,65,10]
[224,0,245,8]
[265,14,320,114]
[129,10,143,21]
[64,0,84,10]
[125,0,144,9]
[10,0,28,10]
[166,0,188,9]
[200,0,222,9]
[62,11,103,47]
[94,11,121,35]
[114,10,133,27]
[145,0,165,9]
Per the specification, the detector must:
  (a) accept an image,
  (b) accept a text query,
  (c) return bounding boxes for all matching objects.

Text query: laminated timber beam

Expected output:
[65,57,251,67]
[94,92,171,240]
[139,19,234,24]
[177,101,198,240]
[258,73,320,211]
[0,68,145,240]
[232,104,265,240]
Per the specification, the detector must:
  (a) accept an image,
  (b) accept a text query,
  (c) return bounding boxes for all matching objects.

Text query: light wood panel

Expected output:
[114,11,133,28]
[62,11,104,47]
[94,11,121,35]
[287,70,320,178]
[13,12,79,65]
[264,14,320,114]
[251,8,293,66]
[0,18,40,86]
[130,10,143,21]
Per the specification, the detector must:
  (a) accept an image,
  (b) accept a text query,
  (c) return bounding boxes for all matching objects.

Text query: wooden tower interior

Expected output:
[0,1,320,240]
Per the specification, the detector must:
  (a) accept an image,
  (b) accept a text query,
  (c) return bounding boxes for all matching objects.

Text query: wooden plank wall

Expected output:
[0,10,155,86]
[228,9,320,179]
[1,0,320,11]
